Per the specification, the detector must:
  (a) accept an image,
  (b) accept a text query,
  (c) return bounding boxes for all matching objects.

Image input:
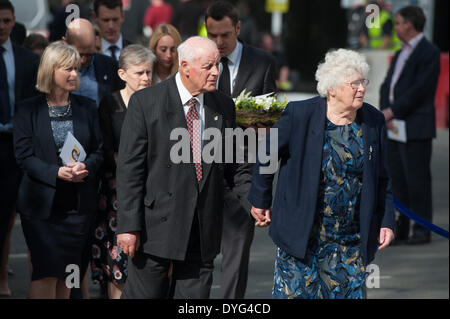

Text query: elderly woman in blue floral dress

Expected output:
[248,49,395,299]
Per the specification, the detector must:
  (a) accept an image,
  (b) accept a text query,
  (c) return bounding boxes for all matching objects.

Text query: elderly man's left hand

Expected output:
[378,227,395,250]
[251,206,271,227]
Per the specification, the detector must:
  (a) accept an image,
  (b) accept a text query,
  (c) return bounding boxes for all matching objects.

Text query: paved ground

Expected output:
[3,130,449,299]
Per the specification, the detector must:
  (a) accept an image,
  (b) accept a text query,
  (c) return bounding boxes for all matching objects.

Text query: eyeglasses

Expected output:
[347,79,370,89]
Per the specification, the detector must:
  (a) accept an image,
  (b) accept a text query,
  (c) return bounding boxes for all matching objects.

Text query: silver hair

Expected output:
[118,44,156,71]
[177,36,218,66]
[315,48,370,97]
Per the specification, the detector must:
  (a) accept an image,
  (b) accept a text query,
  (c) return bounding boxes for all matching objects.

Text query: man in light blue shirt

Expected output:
[64,18,122,107]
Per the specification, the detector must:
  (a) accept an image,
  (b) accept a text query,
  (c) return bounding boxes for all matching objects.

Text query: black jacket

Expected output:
[380,37,440,140]
[231,43,277,98]
[13,94,103,220]
[12,43,40,103]
[92,53,124,101]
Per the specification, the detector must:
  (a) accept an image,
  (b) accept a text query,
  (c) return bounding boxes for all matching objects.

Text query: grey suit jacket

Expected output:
[116,76,239,262]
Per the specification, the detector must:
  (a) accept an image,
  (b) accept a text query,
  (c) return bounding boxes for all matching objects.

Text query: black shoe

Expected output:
[390,237,408,246]
[407,233,431,245]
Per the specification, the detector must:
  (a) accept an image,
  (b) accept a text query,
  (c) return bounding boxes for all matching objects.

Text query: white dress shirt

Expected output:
[175,73,205,146]
[389,33,424,104]
[218,41,243,96]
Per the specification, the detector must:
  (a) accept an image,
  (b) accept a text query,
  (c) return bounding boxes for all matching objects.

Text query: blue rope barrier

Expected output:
[393,197,449,239]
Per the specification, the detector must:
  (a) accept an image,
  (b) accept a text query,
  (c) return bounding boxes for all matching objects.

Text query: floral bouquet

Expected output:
[233,89,288,129]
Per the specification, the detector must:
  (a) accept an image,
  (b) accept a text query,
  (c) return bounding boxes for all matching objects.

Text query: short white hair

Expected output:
[315,48,370,97]
[177,36,217,66]
[119,44,156,71]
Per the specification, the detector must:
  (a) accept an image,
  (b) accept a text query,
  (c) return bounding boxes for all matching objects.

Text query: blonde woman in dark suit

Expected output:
[13,41,103,299]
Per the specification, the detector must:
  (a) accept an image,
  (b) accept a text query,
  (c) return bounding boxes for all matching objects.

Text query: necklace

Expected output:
[47,97,72,117]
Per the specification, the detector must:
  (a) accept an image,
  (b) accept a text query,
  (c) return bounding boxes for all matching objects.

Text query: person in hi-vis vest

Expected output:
[360,0,401,51]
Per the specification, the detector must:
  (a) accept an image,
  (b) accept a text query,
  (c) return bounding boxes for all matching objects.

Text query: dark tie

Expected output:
[218,56,231,96]
[186,98,202,182]
[0,47,11,125]
[108,45,118,61]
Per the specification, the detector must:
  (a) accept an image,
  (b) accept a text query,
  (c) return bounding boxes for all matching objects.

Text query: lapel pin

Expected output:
[214,116,218,121]
[369,145,373,160]
[104,75,108,80]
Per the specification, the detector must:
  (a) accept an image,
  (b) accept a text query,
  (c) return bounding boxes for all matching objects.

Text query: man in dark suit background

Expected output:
[205,0,277,299]
[116,36,240,298]
[64,18,122,106]
[380,5,440,245]
[0,0,39,274]
[93,0,133,60]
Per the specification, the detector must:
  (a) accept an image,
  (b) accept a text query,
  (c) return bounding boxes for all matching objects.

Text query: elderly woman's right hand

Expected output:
[251,206,271,227]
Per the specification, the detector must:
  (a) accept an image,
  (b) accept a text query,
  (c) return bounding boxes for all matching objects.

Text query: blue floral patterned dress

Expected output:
[273,118,367,299]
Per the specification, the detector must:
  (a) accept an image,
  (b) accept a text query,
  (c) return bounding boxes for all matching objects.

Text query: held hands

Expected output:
[117,232,141,258]
[57,162,89,182]
[251,206,271,227]
[378,227,395,250]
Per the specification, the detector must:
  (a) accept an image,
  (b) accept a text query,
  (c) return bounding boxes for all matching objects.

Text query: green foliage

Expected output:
[233,90,288,128]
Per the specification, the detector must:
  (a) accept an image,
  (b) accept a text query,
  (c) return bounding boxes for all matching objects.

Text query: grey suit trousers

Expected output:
[220,188,255,299]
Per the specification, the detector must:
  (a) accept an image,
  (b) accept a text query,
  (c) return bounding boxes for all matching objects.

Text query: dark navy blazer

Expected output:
[248,96,395,266]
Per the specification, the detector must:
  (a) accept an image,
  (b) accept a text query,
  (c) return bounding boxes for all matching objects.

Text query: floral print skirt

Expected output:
[91,173,128,286]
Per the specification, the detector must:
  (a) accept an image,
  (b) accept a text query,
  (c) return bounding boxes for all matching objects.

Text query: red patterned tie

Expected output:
[186,98,202,182]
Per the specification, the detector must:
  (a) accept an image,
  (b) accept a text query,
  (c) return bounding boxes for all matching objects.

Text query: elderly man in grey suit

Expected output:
[116,36,242,299]
[205,0,277,299]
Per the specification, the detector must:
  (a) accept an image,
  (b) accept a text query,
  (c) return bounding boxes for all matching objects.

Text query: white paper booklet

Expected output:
[59,131,87,165]
[387,119,407,143]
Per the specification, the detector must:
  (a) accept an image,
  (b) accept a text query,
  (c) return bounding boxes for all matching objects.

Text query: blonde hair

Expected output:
[148,24,182,76]
[315,48,369,97]
[36,41,81,93]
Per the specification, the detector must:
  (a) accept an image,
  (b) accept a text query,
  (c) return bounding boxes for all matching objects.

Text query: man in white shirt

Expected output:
[116,36,240,299]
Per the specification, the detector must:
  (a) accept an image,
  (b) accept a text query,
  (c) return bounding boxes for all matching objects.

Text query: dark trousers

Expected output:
[121,218,214,299]
[387,139,433,238]
[220,189,254,299]
[0,134,22,259]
